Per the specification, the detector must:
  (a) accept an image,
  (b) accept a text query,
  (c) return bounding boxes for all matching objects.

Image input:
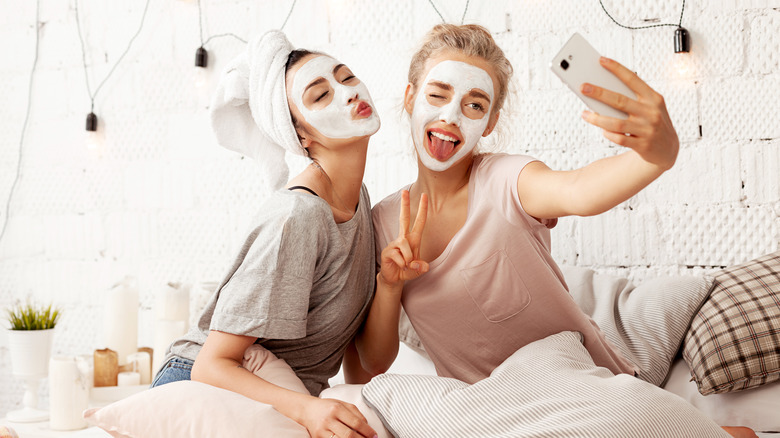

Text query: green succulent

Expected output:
[5,302,61,330]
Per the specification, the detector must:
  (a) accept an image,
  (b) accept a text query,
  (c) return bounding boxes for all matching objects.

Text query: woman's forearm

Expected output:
[564,149,666,216]
[354,274,404,375]
[191,353,311,422]
[520,150,668,219]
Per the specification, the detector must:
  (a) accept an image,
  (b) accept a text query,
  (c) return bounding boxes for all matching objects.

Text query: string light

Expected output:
[192,0,296,87]
[75,0,152,153]
[598,0,690,53]
[194,46,208,88]
[85,112,101,153]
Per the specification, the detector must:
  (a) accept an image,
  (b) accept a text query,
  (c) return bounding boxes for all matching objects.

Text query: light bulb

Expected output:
[84,112,104,157]
[673,54,692,76]
[194,66,207,88]
[85,130,100,151]
[194,46,208,87]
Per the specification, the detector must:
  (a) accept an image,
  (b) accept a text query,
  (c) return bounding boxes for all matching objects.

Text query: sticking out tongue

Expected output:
[429,134,456,160]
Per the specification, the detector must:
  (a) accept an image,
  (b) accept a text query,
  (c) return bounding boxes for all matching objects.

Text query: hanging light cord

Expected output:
[281,0,297,30]
[426,0,472,25]
[196,0,297,46]
[75,0,152,113]
[599,0,685,30]
[0,0,40,246]
[426,0,445,23]
[461,0,470,25]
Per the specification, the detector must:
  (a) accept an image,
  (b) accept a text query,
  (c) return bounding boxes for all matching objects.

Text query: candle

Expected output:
[127,351,152,385]
[138,347,154,377]
[49,356,89,430]
[152,320,187,374]
[117,371,141,386]
[104,277,139,366]
[155,282,190,330]
[93,348,118,387]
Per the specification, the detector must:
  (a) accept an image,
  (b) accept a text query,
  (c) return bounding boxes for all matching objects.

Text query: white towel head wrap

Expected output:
[210,30,306,190]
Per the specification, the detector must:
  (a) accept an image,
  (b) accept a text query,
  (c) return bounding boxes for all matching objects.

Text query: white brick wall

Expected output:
[1,0,778,416]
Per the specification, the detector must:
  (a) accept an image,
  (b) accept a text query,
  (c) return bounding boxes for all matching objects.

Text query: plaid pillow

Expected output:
[683,251,780,395]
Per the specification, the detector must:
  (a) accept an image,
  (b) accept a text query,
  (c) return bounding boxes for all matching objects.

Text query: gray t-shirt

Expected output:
[167,185,375,396]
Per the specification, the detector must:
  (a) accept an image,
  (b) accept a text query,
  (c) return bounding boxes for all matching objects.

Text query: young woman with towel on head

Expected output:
[150,30,381,438]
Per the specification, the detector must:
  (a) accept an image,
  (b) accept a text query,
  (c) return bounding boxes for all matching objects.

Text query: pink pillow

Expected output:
[84,345,310,438]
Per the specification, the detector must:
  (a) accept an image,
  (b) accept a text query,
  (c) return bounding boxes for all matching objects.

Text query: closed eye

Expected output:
[315,91,329,102]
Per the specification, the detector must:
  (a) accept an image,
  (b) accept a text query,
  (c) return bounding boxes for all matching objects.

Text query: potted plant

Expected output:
[5,302,61,423]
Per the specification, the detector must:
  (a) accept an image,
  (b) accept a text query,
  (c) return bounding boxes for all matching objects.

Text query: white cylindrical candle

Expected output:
[155,282,190,330]
[127,351,152,385]
[117,371,141,387]
[104,277,139,366]
[152,320,187,374]
[49,356,89,431]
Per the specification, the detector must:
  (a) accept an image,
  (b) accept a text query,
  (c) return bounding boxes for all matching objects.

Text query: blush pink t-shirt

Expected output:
[372,153,637,384]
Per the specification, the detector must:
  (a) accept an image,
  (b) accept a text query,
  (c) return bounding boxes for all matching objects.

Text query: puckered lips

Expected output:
[354,101,373,118]
[426,127,462,161]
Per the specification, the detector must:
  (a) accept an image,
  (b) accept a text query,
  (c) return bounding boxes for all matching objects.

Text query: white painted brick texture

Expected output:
[1,0,778,415]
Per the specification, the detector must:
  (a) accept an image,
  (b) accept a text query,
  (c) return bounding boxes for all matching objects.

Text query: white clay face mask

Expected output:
[292,55,380,139]
[411,60,494,172]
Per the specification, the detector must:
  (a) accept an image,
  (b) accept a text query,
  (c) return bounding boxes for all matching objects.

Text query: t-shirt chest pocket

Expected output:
[460,249,532,322]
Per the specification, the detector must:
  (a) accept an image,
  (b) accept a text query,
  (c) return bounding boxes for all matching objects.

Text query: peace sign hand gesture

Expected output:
[378,190,429,289]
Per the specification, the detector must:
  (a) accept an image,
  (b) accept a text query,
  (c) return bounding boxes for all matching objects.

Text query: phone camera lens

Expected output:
[560,60,569,70]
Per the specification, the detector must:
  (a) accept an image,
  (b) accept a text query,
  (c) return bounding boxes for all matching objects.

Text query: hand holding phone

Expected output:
[549,33,679,172]
[550,33,636,120]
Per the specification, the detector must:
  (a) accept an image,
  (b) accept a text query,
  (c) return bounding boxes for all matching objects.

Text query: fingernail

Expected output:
[582,83,592,94]
[581,110,590,120]
[600,56,609,64]
[410,262,420,270]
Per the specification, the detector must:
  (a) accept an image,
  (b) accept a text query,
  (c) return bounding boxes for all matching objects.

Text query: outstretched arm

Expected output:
[518,57,679,219]
[354,191,428,376]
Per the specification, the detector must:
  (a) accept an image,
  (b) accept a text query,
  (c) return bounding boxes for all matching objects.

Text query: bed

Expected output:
[45,252,780,437]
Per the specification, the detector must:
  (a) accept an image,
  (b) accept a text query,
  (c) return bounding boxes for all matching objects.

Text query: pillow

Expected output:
[362,331,730,438]
[683,251,780,395]
[561,265,713,386]
[83,381,309,438]
[84,345,308,438]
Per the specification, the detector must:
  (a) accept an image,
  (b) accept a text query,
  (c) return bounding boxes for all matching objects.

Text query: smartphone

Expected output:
[550,33,636,120]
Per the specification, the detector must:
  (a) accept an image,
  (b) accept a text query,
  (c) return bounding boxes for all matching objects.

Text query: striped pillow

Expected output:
[362,331,729,438]
[683,251,780,395]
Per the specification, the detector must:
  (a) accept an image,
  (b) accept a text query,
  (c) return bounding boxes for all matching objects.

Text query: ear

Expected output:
[403,83,416,115]
[299,136,314,149]
[482,110,500,137]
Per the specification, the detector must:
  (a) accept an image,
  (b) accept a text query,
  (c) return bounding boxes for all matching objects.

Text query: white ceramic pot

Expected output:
[7,328,55,378]
[6,328,55,422]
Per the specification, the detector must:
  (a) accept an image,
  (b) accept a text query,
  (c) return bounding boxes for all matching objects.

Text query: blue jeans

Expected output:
[150,356,194,388]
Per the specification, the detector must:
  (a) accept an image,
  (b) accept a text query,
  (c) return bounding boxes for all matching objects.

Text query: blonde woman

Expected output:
[359,24,756,438]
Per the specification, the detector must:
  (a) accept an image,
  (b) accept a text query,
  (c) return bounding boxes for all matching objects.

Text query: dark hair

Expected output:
[286,49,316,73]
[285,49,318,148]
